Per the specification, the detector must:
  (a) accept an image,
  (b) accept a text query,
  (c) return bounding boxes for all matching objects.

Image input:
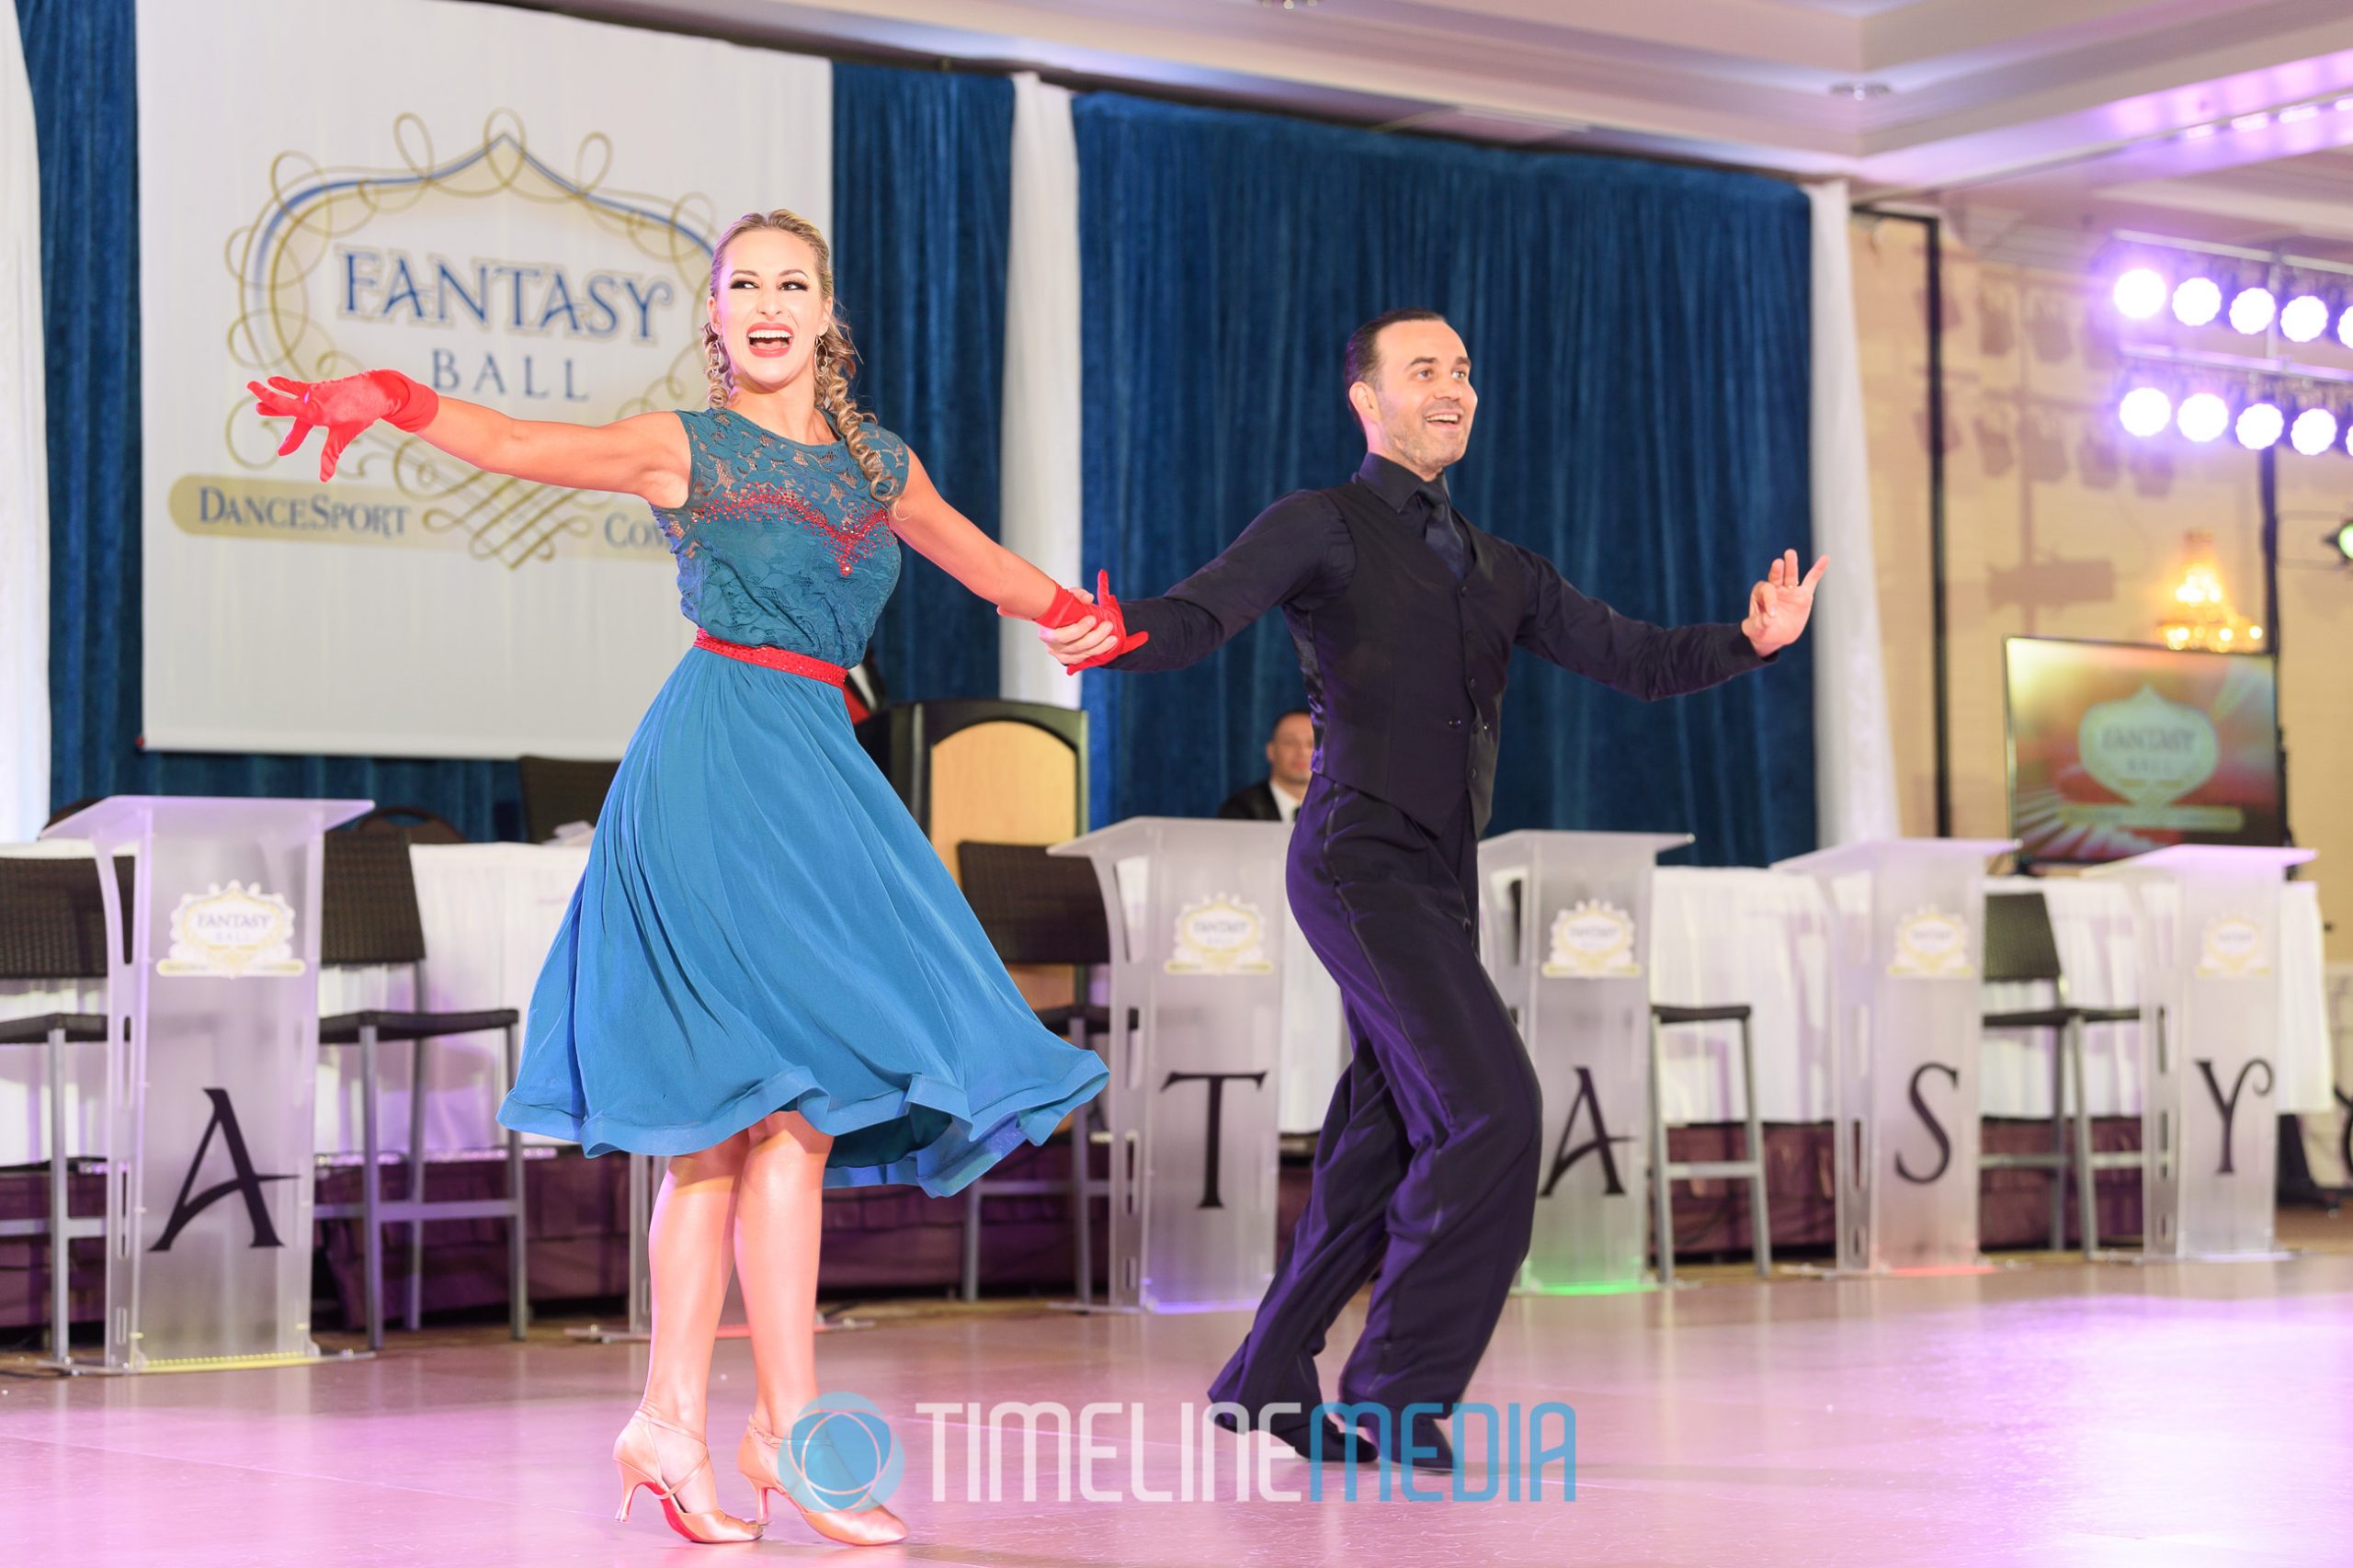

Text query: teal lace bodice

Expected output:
[654,407,908,666]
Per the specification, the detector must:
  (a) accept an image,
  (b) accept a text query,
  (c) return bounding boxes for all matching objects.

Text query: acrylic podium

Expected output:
[1478,830,1689,1292]
[2089,844,2316,1259]
[1775,837,2016,1275]
[41,795,369,1372]
[1051,818,1291,1312]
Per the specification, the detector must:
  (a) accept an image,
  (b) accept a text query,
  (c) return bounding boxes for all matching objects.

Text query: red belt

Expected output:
[693,631,847,686]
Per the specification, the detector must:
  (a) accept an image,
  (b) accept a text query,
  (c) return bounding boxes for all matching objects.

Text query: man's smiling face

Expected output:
[1351,317,1476,476]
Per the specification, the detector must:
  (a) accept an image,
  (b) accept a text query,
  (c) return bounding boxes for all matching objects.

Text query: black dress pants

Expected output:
[1209,777,1541,1425]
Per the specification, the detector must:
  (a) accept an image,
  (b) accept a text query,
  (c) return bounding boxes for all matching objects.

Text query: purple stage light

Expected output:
[2227,287,2277,335]
[2118,387,2173,437]
[2234,402,2284,449]
[2112,268,2167,320]
[2177,392,2229,442]
[2290,408,2337,456]
[2279,294,2329,343]
[2172,277,2222,326]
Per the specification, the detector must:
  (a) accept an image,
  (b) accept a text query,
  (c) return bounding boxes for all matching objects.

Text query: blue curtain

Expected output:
[20,0,516,838]
[1073,95,1815,866]
[832,63,1013,705]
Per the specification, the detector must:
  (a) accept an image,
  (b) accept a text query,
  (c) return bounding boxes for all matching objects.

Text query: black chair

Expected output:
[40,798,99,831]
[954,842,1115,1303]
[516,756,620,845]
[1979,891,2145,1254]
[351,805,468,846]
[313,830,528,1347]
[0,853,126,1361]
[1648,1001,1772,1284]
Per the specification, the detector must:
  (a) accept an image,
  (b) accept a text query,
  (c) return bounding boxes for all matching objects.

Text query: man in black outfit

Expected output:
[1042,310,1824,1467]
[1217,709,1315,824]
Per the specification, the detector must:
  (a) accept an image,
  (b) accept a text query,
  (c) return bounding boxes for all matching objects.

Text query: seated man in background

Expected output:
[1217,709,1315,824]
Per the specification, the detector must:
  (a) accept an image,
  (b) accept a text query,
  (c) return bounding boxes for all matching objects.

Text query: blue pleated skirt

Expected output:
[497,646,1108,1196]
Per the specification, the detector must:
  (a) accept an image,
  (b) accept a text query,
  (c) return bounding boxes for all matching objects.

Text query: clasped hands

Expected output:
[1035,572,1148,674]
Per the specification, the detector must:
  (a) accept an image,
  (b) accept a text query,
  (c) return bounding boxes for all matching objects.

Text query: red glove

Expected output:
[1037,571,1151,674]
[247,369,440,482]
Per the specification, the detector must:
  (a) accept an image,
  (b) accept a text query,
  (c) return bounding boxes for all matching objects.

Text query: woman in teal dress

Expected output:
[252,209,1141,1548]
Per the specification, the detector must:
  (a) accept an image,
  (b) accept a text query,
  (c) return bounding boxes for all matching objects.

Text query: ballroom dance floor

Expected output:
[5,1212,2350,1567]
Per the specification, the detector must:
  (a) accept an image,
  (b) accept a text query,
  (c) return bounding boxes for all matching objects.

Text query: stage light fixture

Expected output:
[2172,277,2223,326]
[2118,387,2173,437]
[2113,267,2168,319]
[2227,286,2277,335]
[2290,407,2338,455]
[2176,392,2230,442]
[2234,401,2285,449]
[2338,306,2353,350]
[2279,293,2330,342]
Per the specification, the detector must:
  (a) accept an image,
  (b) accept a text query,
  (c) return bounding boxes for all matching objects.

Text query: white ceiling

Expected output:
[538,0,2353,262]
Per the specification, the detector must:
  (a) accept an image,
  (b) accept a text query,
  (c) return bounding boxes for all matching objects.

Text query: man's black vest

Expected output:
[1282,480,1522,836]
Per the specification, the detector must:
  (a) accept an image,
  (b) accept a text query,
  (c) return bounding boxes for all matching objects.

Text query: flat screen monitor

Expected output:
[2004,636,2284,866]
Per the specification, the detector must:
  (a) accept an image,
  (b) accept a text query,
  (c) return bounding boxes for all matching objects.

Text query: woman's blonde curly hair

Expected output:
[699,208,899,505]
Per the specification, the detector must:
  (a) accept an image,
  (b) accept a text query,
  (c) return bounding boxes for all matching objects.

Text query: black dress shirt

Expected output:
[1109,452,1773,834]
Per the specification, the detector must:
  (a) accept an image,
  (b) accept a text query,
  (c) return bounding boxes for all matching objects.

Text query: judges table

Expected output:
[4,844,2336,1200]
[1643,869,2336,1126]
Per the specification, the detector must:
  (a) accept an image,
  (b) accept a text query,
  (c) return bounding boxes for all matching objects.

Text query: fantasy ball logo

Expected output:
[780,1392,904,1511]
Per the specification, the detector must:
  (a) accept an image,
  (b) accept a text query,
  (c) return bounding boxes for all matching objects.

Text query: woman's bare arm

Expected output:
[414,400,691,508]
[886,449,1068,619]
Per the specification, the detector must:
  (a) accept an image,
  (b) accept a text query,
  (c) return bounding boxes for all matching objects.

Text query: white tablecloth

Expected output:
[311,843,590,1155]
[2,846,2336,1162]
[0,842,587,1162]
[1644,872,2332,1122]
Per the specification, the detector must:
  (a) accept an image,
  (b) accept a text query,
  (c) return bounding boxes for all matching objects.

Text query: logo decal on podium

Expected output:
[1165,894,1274,975]
[1888,907,1972,978]
[158,881,306,978]
[2195,915,2268,977]
[1540,902,1641,979]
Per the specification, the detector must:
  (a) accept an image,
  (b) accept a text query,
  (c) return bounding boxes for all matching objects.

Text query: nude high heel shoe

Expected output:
[613,1404,764,1545]
[739,1415,909,1546]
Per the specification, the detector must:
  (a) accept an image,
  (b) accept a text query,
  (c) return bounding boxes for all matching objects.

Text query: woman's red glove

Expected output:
[248,369,440,481]
[1037,571,1151,674]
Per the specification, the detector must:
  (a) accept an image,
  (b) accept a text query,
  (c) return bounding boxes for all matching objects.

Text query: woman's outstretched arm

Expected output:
[251,370,689,507]
[887,448,1147,669]
[886,448,1063,618]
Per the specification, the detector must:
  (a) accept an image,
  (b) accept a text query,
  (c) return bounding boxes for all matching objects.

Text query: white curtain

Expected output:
[1806,180,1897,846]
[998,72,1085,709]
[0,0,49,840]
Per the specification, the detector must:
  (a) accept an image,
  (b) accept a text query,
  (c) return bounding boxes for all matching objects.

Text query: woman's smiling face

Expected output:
[709,226,826,394]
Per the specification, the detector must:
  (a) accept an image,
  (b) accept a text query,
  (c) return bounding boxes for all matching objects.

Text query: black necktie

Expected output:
[1415,479,1467,582]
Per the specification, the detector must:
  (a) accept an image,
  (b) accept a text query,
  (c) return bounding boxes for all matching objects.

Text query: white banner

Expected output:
[135,0,830,757]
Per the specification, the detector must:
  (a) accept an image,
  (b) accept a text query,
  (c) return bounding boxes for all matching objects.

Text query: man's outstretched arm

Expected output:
[1512,544,1825,699]
[1040,493,1349,673]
